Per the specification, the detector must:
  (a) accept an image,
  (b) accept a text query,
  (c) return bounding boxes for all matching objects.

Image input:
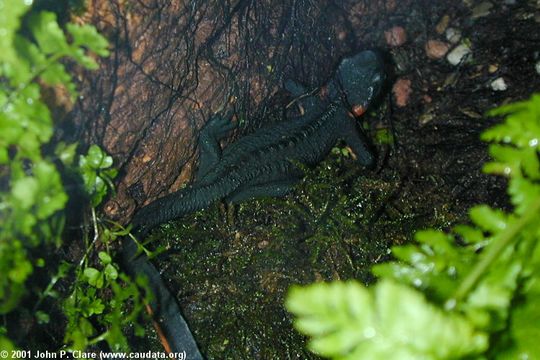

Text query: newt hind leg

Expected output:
[226,179,299,204]
[226,167,303,204]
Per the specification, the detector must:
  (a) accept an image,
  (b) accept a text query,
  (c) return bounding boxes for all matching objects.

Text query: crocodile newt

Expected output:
[122,50,385,358]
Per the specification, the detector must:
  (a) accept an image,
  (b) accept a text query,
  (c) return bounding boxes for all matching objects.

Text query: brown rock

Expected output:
[385,26,407,47]
[471,1,493,19]
[435,15,450,34]
[386,0,397,11]
[258,240,270,249]
[425,40,450,59]
[392,78,412,107]
[488,64,499,73]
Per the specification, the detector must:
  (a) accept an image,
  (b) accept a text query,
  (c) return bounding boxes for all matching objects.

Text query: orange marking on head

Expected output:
[352,104,366,117]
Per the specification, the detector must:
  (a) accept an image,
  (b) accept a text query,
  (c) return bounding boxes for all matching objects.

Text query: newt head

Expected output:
[332,50,385,118]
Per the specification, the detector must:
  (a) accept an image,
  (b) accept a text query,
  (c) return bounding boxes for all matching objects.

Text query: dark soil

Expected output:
[43,0,539,358]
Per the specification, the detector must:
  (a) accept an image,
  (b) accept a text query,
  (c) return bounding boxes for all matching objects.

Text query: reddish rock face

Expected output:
[392,78,412,108]
[384,26,407,47]
[425,39,450,60]
[69,2,250,222]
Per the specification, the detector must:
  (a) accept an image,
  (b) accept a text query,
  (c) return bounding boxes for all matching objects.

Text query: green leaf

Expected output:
[69,48,99,70]
[88,299,105,315]
[6,84,54,149]
[12,35,46,83]
[11,176,39,209]
[375,281,487,358]
[484,94,540,150]
[33,161,68,219]
[0,0,31,65]
[453,225,486,244]
[87,144,113,169]
[87,144,105,168]
[0,147,7,164]
[67,23,110,57]
[415,230,456,255]
[494,278,540,359]
[98,251,112,265]
[508,177,540,216]
[287,280,487,359]
[40,62,75,93]
[78,145,116,205]
[484,145,539,180]
[373,228,474,303]
[28,12,69,55]
[104,264,118,281]
[469,205,508,234]
[374,128,394,145]
[465,260,522,330]
[83,267,100,281]
[286,281,376,356]
[55,142,78,165]
[8,257,33,284]
[83,267,103,288]
[0,336,15,352]
[36,310,50,324]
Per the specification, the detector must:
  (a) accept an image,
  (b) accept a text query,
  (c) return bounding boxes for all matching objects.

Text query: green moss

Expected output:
[148,147,458,358]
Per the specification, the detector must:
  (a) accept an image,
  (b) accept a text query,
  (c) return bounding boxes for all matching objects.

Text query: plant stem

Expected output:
[453,197,540,302]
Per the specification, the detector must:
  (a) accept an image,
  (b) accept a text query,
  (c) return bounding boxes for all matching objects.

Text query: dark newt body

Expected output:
[122,50,385,358]
[132,50,384,233]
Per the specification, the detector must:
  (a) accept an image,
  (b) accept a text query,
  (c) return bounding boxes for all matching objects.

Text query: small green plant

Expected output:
[78,145,119,206]
[63,247,148,351]
[60,146,148,351]
[286,93,540,359]
[1,1,147,352]
[1,0,108,314]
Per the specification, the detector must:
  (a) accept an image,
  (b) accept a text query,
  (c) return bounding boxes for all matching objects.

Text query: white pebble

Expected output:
[536,61,540,75]
[471,1,493,19]
[445,27,462,44]
[447,44,472,66]
[491,77,508,91]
